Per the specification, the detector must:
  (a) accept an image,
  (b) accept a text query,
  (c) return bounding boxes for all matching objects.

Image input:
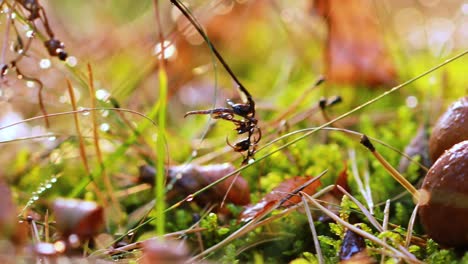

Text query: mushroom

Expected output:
[428,97,468,163]
[419,140,468,248]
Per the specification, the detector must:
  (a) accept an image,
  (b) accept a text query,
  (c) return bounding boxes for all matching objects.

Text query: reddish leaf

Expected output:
[139,163,250,206]
[53,198,104,239]
[240,176,321,222]
[314,0,397,87]
[331,163,350,198]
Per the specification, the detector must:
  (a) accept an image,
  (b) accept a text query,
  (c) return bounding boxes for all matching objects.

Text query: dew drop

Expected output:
[25,30,34,38]
[17,74,23,79]
[45,183,52,189]
[101,110,109,117]
[191,150,198,157]
[48,136,57,142]
[95,89,110,101]
[66,56,78,67]
[26,81,35,88]
[59,95,68,104]
[78,107,90,116]
[53,241,66,253]
[153,40,177,59]
[248,158,255,164]
[32,196,39,201]
[39,59,51,69]
[406,96,418,108]
[68,234,80,248]
[51,177,57,183]
[186,194,194,202]
[100,123,110,132]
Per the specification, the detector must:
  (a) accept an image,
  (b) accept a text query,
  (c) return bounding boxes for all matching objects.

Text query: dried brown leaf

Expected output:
[239,176,321,222]
[315,0,397,87]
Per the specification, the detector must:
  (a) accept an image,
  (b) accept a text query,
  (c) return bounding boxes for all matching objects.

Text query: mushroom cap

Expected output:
[429,97,468,163]
[419,140,468,248]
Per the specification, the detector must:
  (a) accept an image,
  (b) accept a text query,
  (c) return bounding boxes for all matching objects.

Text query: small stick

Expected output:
[44,210,49,243]
[336,185,383,232]
[67,80,106,202]
[360,135,420,202]
[87,64,119,212]
[303,194,422,263]
[380,199,390,264]
[301,194,324,264]
[270,76,325,124]
[67,79,89,173]
[405,204,419,248]
[349,149,374,213]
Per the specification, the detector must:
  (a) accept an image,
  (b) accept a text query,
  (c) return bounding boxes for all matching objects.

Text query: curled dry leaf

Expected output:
[139,163,250,206]
[52,198,104,239]
[141,238,189,264]
[239,176,321,222]
[314,0,397,87]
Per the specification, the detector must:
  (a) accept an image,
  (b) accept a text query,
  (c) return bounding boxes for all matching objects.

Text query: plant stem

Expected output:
[360,135,420,202]
[154,0,167,236]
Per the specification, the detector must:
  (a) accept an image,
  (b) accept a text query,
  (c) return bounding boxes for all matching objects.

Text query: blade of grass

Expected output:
[154,0,167,236]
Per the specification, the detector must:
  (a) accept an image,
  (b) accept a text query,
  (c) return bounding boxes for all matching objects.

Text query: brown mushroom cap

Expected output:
[429,97,468,163]
[419,140,468,248]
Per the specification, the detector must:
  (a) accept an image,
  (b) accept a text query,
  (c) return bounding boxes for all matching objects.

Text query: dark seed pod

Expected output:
[429,97,468,163]
[44,39,67,60]
[419,140,468,248]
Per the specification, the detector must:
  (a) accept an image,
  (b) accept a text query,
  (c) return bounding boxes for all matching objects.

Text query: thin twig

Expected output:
[381,199,391,264]
[336,185,383,232]
[405,204,419,248]
[87,64,119,213]
[303,193,422,263]
[360,135,420,202]
[66,79,89,173]
[349,148,374,214]
[301,194,324,264]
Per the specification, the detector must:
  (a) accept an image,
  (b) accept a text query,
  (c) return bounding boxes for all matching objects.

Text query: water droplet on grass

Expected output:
[95,89,110,101]
[100,123,110,132]
[66,56,78,67]
[186,194,194,202]
[39,59,51,69]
